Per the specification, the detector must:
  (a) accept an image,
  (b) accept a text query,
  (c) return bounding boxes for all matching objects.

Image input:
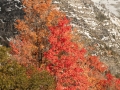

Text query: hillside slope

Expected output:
[0,0,120,76]
[53,0,120,75]
[92,0,120,18]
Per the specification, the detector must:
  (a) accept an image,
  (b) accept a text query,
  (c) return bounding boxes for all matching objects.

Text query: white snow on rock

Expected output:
[91,0,120,17]
[84,31,92,39]
[110,15,120,27]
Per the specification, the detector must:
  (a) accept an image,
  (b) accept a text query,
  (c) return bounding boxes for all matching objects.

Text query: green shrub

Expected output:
[28,70,56,90]
[95,12,109,22]
[0,46,56,90]
[0,46,28,90]
[115,73,120,78]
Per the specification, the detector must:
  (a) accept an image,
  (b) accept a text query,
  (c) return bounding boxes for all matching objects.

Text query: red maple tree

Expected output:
[44,17,89,90]
[44,17,120,90]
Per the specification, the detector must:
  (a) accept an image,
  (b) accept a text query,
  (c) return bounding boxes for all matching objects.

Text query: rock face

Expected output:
[0,0,120,75]
[0,0,24,46]
[91,0,120,18]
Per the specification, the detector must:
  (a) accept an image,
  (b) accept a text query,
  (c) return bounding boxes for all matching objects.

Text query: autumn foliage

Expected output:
[44,17,88,90]
[10,0,64,67]
[0,46,56,90]
[9,0,120,90]
[44,17,120,90]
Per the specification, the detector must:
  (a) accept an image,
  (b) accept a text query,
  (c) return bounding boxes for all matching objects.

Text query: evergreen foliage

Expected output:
[0,46,56,90]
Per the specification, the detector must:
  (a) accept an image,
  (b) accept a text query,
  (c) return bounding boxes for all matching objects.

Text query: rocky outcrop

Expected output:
[0,0,24,46]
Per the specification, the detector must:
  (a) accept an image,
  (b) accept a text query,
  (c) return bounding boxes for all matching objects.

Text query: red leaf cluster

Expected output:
[44,17,120,90]
[44,17,89,90]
